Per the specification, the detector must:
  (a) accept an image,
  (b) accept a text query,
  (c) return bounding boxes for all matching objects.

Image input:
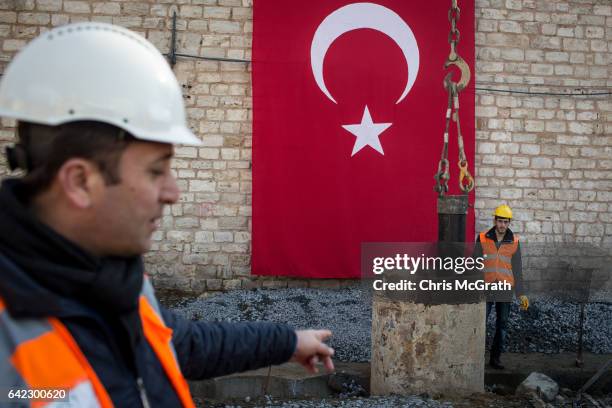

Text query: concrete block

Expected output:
[371,300,485,397]
[516,372,559,402]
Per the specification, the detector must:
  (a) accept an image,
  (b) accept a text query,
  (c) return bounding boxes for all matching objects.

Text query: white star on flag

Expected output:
[342,106,392,156]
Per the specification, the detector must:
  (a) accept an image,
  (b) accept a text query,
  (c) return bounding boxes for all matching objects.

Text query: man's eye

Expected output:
[150,169,164,176]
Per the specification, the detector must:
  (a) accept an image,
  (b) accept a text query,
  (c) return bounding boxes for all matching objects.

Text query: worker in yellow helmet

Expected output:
[474,204,529,370]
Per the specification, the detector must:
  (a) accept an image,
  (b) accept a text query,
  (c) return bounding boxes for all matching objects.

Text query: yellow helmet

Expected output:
[493,204,512,219]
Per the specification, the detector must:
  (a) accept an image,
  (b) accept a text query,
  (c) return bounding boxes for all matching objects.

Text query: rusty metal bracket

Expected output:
[444,55,471,93]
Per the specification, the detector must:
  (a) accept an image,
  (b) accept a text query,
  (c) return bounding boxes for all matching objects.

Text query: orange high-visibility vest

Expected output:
[479,231,518,287]
[0,277,195,408]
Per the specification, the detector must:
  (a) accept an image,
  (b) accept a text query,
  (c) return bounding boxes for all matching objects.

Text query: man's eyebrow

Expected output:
[151,152,174,163]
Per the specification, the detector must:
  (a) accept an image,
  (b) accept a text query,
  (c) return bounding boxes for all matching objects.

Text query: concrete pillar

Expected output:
[371,298,485,396]
[370,195,485,397]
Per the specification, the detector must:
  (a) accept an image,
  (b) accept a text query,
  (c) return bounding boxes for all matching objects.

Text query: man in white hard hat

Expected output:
[0,23,333,406]
[474,204,528,370]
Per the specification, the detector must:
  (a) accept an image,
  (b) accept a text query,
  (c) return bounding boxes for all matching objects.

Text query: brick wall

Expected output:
[0,0,610,294]
[473,0,612,297]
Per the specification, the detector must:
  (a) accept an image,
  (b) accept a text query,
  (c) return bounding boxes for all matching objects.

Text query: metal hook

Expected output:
[444,55,471,92]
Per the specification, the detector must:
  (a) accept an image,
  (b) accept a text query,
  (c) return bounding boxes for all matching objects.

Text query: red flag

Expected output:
[253,0,475,278]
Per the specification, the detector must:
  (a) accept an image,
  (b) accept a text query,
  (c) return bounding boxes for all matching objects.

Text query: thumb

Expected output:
[315,329,332,341]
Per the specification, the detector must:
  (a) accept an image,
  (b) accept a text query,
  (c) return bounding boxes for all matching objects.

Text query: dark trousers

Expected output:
[486,301,510,362]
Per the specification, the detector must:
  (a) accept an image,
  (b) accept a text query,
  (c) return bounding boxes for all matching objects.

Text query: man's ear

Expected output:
[55,159,102,208]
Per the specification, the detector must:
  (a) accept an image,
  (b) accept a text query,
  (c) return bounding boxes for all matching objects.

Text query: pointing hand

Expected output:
[291,329,335,374]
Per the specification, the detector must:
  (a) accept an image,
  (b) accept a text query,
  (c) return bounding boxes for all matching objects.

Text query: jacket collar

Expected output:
[485,226,514,243]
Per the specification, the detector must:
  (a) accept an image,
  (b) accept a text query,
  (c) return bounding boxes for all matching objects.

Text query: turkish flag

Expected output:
[252,0,475,278]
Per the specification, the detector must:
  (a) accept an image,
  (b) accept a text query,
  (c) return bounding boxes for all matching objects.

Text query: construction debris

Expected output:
[515,372,559,402]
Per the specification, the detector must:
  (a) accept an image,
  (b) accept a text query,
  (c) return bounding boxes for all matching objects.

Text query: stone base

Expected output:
[371,298,485,397]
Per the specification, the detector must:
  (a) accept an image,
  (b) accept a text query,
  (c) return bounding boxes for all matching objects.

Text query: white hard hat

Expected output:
[0,22,201,146]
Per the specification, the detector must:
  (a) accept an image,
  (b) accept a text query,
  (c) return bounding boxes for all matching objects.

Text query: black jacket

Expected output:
[0,179,297,406]
[473,226,524,296]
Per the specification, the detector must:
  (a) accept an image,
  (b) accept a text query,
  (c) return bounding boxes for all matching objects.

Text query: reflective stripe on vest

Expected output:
[0,277,195,408]
[479,231,518,287]
[140,277,195,408]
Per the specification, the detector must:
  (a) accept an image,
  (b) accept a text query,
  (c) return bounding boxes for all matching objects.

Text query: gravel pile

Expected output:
[217,395,455,408]
[263,396,454,408]
[487,297,612,354]
[173,287,372,362]
[171,288,612,361]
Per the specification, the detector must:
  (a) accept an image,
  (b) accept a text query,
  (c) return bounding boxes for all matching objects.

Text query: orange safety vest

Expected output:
[479,231,518,287]
[0,277,195,408]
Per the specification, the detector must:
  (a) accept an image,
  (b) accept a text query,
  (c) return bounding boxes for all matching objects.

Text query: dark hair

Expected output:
[494,216,510,221]
[13,121,135,198]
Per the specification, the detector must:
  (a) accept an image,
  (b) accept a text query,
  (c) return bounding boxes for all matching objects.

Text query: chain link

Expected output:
[447,0,461,61]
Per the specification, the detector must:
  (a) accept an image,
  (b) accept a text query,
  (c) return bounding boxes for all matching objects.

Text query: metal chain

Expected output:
[447,0,460,62]
[434,89,453,195]
[434,0,474,196]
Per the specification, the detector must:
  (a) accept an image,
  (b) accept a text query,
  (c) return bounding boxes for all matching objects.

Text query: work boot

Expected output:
[489,358,504,370]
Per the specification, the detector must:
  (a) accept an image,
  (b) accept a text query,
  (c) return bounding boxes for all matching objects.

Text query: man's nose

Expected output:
[161,173,180,204]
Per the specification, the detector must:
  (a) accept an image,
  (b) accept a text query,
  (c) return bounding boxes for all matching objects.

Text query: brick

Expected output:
[122,2,149,15]
[576,224,604,237]
[225,109,247,122]
[51,13,69,25]
[498,143,519,154]
[524,120,544,132]
[479,62,504,72]
[557,135,590,145]
[213,231,233,243]
[501,48,524,61]
[511,156,530,167]
[478,142,496,154]
[204,6,230,19]
[17,12,50,24]
[487,33,529,47]
[0,11,16,23]
[544,51,569,62]
[525,50,544,61]
[112,16,141,28]
[501,188,522,199]
[593,5,611,16]
[189,180,216,192]
[150,4,167,16]
[554,158,571,169]
[180,5,202,18]
[209,20,241,34]
[545,121,566,132]
[569,122,593,135]
[3,39,26,51]
[476,106,498,117]
[63,1,90,13]
[520,144,540,155]
[578,15,605,25]
[562,38,589,52]
[531,63,553,75]
[93,2,120,14]
[532,36,561,49]
[541,23,557,35]
[551,13,578,24]
[36,0,61,11]
[585,26,604,39]
[508,11,533,21]
[167,231,192,242]
[499,20,521,32]
[532,157,552,169]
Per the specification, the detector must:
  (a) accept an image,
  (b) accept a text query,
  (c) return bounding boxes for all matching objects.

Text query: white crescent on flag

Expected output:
[310,2,420,105]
